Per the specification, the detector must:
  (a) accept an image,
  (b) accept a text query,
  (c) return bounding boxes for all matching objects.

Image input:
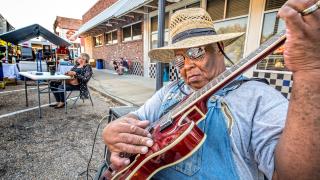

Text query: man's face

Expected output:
[175,45,226,90]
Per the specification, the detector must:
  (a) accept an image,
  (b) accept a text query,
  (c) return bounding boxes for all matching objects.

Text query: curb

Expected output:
[88,85,135,107]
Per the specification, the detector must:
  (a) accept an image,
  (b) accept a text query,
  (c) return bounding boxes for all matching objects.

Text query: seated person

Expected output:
[116,66,124,75]
[116,58,124,75]
[113,60,119,71]
[50,53,93,108]
[122,59,129,73]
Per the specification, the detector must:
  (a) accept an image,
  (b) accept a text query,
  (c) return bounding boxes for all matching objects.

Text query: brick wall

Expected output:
[93,40,143,62]
[54,16,82,32]
[82,0,144,73]
[82,0,118,24]
[91,23,144,69]
[84,37,93,59]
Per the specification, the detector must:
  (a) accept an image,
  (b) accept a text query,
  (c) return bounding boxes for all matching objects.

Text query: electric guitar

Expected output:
[101,30,287,180]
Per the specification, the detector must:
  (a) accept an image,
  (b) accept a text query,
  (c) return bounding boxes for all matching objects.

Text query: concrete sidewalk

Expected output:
[88,68,156,106]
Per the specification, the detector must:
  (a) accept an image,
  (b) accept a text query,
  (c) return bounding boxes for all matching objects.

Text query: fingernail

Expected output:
[147,133,152,138]
[146,139,153,147]
[141,146,148,154]
[124,159,130,165]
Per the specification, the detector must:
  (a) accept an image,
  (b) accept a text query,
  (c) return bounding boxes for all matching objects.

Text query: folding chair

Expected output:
[66,86,94,109]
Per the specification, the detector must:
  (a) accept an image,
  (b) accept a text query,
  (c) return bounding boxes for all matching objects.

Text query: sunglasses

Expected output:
[174,47,206,69]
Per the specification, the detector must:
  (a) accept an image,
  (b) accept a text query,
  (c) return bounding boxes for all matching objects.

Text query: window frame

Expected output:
[122,21,142,42]
[93,34,103,47]
[206,0,250,21]
[105,30,118,45]
[255,7,289,73]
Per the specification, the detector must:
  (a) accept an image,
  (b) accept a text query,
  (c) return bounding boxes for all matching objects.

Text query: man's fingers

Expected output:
[278,5,306,35]
[110,152,130,168]
[116,133,153,147]
[114,142,150,154]
[126,118,150,128]
[286,0,320,24]
[117,120,151,137]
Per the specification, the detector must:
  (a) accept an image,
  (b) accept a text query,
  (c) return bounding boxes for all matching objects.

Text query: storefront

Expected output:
[145,0,291,99]
[77,0,291,98]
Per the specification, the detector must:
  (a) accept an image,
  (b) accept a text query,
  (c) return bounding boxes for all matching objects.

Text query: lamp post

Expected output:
[156,0,181,90]
[156,0,166,90]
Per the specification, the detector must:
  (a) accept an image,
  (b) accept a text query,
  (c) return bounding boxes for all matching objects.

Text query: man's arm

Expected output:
[274,0,320,179]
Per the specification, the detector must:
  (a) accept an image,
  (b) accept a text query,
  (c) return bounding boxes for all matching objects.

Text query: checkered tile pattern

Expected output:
[148,63,181,80]
[169,64,180,81]
[132,61,144,76]
[253,71,293,100]
[149,63,157,78]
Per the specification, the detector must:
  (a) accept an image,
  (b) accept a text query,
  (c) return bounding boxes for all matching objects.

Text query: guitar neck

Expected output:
[157,30,287,128]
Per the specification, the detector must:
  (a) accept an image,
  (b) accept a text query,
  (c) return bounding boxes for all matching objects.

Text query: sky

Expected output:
[0,0,98,32]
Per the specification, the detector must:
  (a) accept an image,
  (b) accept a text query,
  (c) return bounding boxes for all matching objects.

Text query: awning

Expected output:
[114,0,152,17]
[74,0,152,38]
[0,24,71,47]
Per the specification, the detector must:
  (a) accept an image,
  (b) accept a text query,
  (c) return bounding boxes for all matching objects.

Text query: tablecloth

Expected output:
[2,63,19,79]
[59,65,74,75]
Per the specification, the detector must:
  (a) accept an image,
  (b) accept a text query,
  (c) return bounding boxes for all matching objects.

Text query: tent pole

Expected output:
[39,50,42,72]
[5,42,8,63]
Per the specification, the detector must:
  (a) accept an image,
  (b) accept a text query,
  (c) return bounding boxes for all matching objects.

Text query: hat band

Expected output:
[172,28,217,44]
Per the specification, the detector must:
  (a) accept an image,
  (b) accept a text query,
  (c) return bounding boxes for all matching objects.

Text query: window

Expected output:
[173,2,201,13]
[132,23,142,40]
[105,30,118,45]
[207,0,250,21]
[265,0,287,11]
[122,22,142,42]
[206,0,249,66]
[93,35,103,46]
[150,13,169,49]
[214,17,248,66]
[207,0,225,21]
[226,0,250,18]
[256,0,287,71]
[186,2,201,8]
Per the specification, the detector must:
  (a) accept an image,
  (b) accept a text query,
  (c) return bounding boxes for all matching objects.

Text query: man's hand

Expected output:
[102,115,154,168]
[278,0,320,72]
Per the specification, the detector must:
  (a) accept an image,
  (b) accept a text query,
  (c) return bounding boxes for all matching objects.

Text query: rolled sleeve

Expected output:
[250,84,288,179]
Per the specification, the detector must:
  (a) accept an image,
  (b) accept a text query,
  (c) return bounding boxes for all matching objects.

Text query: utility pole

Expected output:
[156,0,165,90]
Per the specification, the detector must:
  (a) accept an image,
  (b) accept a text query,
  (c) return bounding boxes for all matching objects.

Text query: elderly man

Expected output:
[102,0,320,179]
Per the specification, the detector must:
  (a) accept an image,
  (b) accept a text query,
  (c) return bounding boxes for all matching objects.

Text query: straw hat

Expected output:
[148,8,245,63]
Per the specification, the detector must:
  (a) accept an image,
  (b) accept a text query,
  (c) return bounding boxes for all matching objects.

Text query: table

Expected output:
[59,65,73,74]
[2,63,19,79]
[19,71,71,118]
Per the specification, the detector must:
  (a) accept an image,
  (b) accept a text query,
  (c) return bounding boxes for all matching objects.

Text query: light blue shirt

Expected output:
[131,79,288,180]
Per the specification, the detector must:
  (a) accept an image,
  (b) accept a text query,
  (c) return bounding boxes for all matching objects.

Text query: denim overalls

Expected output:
[152,79,245,180]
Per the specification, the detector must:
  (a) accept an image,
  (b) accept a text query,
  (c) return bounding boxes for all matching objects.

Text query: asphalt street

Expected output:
[0,82,120,179]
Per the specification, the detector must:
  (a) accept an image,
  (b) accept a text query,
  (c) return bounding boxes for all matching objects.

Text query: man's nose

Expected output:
[183,58,196,70]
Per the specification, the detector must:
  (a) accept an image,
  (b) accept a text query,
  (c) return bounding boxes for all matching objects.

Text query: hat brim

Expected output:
[149,32,245,63]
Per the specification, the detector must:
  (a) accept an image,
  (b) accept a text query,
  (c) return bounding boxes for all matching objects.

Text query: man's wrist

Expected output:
[293,69,320,81]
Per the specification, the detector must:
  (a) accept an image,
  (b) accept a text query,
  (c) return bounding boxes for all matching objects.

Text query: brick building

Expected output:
[76,0,293,99]
[53,16,83,59]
